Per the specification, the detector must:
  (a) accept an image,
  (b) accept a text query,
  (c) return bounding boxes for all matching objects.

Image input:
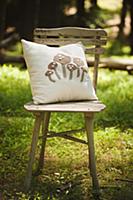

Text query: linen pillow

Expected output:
[21,39,97,104]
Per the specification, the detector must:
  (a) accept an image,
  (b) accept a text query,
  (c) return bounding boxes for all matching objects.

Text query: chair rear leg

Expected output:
[36,112,51,173]
[24,112,42,191]
[84,113,100,193]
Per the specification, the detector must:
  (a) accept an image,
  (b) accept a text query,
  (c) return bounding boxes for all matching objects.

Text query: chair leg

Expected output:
[36,112,51,173]
[84,113,100,193]
[24,112,42,191]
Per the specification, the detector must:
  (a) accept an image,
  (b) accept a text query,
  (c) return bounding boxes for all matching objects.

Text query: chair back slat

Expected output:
[34,37,106,46]
[34,27,106,37]
[33,27,107,91]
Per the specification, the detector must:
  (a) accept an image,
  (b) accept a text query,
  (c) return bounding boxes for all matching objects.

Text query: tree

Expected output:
[38,0,62,27]
[5,0,36,40]
[129,0,133,54]
[17,0,37,39]
[118,0,128,37]
[0,0,7,40]
[90,0,98,7]
[76,0,85,26]
[118,0,133,54]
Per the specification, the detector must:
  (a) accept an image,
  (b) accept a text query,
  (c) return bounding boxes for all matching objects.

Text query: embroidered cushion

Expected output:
[21,39,97,104]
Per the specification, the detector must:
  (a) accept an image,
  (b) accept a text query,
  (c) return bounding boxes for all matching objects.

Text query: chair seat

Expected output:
[24,100,106,113]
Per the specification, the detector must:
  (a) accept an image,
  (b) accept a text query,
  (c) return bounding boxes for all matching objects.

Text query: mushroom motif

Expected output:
[67,63,77,80]
[45,70,55,82]
[80,67,88,82]
[73,57,85,77]
[53,53,71,78]
[48,62,61,80]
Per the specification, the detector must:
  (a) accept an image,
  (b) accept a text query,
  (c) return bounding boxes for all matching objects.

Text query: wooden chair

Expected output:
[24,27,107,193]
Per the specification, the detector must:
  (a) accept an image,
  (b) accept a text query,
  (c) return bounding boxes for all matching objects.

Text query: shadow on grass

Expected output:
[1,67,133,199]
[1,156,133,200]
[0,116,133,199]
[1,156,92,200]
[0,67,133,130]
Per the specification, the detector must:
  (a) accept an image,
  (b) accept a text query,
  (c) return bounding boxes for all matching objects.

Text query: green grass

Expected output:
[0,65,133,200]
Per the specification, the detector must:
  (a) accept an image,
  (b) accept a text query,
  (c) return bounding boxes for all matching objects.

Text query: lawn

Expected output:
[0,65,133,200]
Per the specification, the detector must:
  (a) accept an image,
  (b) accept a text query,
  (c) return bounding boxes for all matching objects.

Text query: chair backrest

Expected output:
[33,27,107,91]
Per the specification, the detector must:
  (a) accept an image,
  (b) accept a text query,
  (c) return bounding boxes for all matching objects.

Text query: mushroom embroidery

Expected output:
[73,57,85,77]
[80,67,88,82]
[45,70,55,82]
[67,63,77,80]
[45,54,88,83]
[48,62,61,80]
[53,53,71,78]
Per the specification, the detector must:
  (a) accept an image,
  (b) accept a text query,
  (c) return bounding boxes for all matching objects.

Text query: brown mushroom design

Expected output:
[67,63,77,80]
[45,54,88,83]
[73,57,85,77]
[45,70,55,82]
[80,67,88,82]
[48,62,61,80]
[53,53,71,78]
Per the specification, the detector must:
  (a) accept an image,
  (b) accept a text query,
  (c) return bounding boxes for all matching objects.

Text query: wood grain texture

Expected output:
[34,37,107,46]
[34,27,107,37]
[24,100,106,112]
[84,113,100,192]
[24,113,42,191]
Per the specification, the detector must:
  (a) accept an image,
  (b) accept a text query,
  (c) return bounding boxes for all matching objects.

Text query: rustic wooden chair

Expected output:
[24,27,107,192]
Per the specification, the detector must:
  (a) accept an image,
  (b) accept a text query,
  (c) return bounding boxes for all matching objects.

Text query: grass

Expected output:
[0,65,133,200]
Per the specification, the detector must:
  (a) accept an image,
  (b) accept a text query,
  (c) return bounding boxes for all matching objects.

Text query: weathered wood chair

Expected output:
[24,27,107,192]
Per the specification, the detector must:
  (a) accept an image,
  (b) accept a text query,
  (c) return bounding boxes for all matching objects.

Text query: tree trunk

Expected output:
[6,0,41,40]
[0,0,7,40]
[76,0,85,26]
[38,0,61,27]
[118,0,128,37]
[129,0,133,54]
[34,0,41,28]
[0,33,19,49]
[90,0,98,7]
[15,0,37,40]
[0,52,24,65]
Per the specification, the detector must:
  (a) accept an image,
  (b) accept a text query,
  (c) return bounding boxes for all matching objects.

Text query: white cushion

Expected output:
[21,39,97,104]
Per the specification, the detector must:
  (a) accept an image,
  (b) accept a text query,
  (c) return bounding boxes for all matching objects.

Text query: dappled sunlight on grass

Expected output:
[0,65,32,116]
[0,66,133,199]
[96,69,133,129]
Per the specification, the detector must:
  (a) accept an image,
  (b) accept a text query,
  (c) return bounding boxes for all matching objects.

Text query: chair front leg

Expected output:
[84,112,100,193]
[36,112,51,173]
[24,112,42,191]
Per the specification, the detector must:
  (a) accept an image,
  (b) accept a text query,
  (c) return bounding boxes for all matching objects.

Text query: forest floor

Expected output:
[0,66,133,200]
